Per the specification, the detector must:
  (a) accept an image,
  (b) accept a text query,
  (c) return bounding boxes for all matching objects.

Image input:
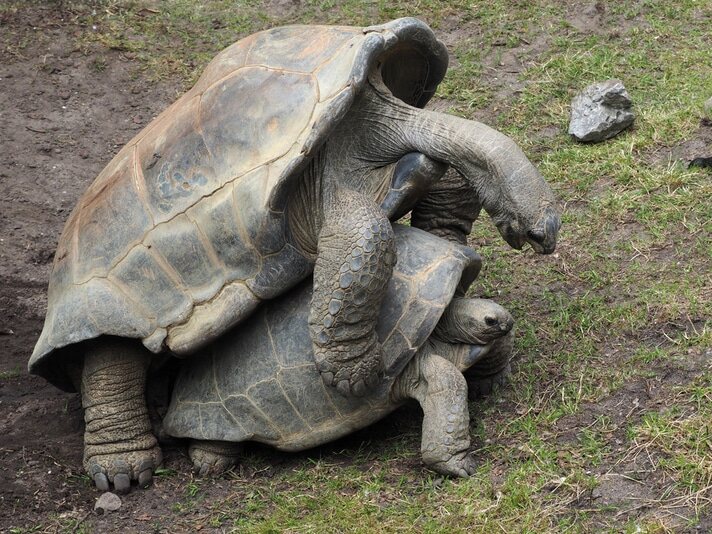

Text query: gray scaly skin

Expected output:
[186,298,514,478]
[80,339,162,493]
[289,68,559,399]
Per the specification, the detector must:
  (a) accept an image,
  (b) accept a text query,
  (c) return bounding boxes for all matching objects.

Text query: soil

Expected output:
[1,3,709,533]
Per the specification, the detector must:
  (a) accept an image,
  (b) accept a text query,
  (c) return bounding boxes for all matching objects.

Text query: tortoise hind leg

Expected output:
[309,187,396,397]
[393,351,476,477]
[188,440,242,477]
[81,338,162,493]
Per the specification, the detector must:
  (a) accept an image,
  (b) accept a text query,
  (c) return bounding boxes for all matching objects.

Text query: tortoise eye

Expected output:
[484,316,498,327]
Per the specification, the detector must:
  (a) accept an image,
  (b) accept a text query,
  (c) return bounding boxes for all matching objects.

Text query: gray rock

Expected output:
[94,492,122,514]
[569,79,635,142]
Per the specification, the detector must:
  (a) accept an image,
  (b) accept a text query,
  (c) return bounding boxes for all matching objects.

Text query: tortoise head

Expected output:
[487,174,561,255]
[434,298,514,345]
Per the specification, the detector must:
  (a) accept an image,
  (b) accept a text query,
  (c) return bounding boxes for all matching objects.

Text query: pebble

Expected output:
[94,492,122,514]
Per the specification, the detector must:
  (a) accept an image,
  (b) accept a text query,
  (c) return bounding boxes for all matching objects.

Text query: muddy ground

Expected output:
[1,2,710,533]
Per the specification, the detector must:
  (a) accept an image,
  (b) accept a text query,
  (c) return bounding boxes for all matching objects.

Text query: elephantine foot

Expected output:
[316,343,383,397]
[85,440,162,494]
[426,450,477,478]
[189,440,241,477]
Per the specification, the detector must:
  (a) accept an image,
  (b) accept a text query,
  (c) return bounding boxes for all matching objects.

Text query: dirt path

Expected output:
[0,4,192,529]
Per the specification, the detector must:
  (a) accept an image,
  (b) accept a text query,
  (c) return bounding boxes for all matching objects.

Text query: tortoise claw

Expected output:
[321,371,334,386]
[352,379,367,397]
[138,468,153,488]
[336,380,351,397]
[113,473,131,494]
[93,472,110,492]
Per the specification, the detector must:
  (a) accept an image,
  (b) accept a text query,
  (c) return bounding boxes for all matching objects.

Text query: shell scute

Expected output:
[232,166,283,255]
[198,403,240,442]
[313,35,361,101]
[74,151,153,283]
[185,185,260,282]
[191,34,254,94]
[245,26,360,74]
[199,67,317,184]
[246,379,307,435]
[108,244,191,327]
[145,214,225,303]
[223,395,279,441]
[166,281,260,356]
[277,365,338,425]
[246,244,312,300]
[138,96,218,224]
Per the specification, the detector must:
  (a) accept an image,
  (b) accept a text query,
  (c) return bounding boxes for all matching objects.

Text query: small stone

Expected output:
[568,79,635,143]
[94,492,122,514]
[59,90,71,100]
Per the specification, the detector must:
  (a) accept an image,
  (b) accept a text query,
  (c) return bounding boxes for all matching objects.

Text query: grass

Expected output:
[4,0,712,531]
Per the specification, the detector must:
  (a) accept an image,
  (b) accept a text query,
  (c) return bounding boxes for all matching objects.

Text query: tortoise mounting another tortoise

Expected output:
[29,18,559,492]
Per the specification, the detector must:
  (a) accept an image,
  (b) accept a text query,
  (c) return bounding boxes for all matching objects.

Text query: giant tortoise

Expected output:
[29,18,558,491]
[164,225,514,477]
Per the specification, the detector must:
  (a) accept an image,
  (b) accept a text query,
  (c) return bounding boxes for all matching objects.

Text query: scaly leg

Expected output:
[81,338,162,493]
[393,351,476,477]
[310,187,396,397]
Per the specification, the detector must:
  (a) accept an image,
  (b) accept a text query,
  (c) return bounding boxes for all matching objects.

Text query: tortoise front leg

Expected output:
[81,338,162,493]
[393,351,476,477]
[309,187,396,397]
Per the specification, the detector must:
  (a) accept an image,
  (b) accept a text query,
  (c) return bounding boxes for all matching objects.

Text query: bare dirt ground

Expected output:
[1,2,710,533]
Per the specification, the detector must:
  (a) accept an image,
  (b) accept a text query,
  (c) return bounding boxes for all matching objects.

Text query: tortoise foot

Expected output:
[317,343,383,398]
[427,450,477,478]
[86,442,162,494]
[189,440,241,477]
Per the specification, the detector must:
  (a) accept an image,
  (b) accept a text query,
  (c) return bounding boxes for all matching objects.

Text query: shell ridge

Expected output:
[240,391,285,440]
[143,237,192,293]
[182,213,228,288]
[131,145,156,225]
[102,275,157,322]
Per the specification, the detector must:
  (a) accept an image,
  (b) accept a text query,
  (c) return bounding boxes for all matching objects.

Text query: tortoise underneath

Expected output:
[164,225,514,478]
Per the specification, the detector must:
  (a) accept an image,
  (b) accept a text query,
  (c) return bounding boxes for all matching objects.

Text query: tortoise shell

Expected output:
[30,18,448,390]
[163,225,481,450]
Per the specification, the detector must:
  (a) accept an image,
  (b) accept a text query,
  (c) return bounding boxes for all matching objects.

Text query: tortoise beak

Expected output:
[525,209,560,255]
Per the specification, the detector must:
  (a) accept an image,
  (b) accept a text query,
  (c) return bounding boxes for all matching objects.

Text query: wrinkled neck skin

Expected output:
[287,69,560,257]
